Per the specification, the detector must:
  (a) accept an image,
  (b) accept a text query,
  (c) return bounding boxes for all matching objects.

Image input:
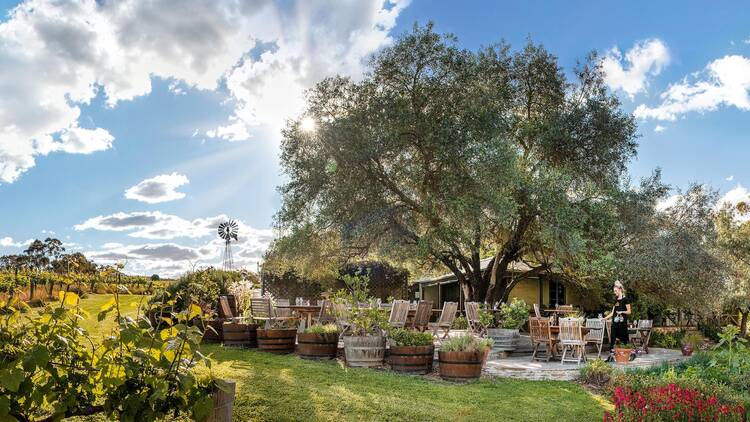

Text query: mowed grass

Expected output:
[72,295,609,421]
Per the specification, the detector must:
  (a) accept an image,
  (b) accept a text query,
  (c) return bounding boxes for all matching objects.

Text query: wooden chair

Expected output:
[533,303,543,318]
[332,302,352,335]
[274,298,292,318]
[465,302,486,336]
[250,298,294,327]
[428,301,457,339]
[315,299,336,324]
[631,320,653,353]
[529,317,557,362]
[559,318,586,365]
[410,300,433,331]
[585,318,606,359]
[389,300,410,329]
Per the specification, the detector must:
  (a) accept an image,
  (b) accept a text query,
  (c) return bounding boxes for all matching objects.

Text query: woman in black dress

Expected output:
[604,281,633,360]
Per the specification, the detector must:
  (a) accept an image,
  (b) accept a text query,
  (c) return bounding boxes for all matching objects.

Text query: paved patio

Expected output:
[483,347,688,381]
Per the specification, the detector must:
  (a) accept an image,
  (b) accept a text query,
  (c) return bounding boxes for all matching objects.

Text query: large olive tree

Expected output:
[276,23,654,303]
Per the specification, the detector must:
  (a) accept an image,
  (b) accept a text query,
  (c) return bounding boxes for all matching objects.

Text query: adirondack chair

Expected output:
[585,318,606,359]
[559,318,587,365]
[410,300,433,331]
[465,302,486,336]
[530,317,557,362]
[428,301,457,339]
[250,297,294,328]
[389,300,410,329]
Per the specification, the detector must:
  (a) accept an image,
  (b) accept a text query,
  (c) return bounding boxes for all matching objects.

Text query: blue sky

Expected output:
[1,0,748,276]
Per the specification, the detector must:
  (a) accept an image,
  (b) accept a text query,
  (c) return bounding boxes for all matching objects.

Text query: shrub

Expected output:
[304,323,338,334]
[650,329,685,349]
[603,383,746,422]
[441,335,493,353]
[682,331,703,349]
[452,315,468,330]
[579,359,619,387]
[389,328,434,347]
[500,298,529,329]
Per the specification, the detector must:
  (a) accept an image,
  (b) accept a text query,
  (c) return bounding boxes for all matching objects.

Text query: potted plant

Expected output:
[438,335,494,382]
[257,318,297,354]
[612,340,632,364]
[336,274,390,368]
[296,323,339,359]
[388,328,435,374]
[681,331,703,356]
[486,298,529,357]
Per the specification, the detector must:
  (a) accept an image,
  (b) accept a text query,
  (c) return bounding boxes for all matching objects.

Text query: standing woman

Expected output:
[604,281,633,360]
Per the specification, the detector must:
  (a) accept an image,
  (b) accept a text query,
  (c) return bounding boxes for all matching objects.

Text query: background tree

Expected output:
[276,23,657,303]
[716,192,750,335]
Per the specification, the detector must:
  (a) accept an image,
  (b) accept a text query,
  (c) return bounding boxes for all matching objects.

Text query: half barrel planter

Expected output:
[257,328,297,354]
[222,322,258,348]
[438,350,484,382]
[202,319,224,344]
[296,332,339,359]
[388,345,434,374]
[343,335,386,368]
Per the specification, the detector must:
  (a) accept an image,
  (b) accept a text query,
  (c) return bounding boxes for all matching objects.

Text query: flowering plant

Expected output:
[604,383,746,421]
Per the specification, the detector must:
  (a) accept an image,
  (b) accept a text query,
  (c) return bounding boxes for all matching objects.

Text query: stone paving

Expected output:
[483,347,688,381]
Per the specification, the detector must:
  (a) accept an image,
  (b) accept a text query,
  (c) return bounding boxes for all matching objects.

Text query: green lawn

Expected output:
[73,294,609,421]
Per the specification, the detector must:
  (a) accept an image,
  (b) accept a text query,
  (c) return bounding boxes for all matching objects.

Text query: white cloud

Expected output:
[125,173,190,204]
[717,184,750,223]
[74,211,228,239]
[654,125,666,133]
[726,175,735,182]
[0,236,33,248]
[0,0,410,181]
[656,194,680,211]
[85,222,273,277]
[601,39,670,98]
[635,55,750,120]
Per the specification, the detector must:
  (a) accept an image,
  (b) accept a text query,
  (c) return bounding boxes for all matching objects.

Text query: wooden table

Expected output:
[275,305,321,329]
[545,309,577,325]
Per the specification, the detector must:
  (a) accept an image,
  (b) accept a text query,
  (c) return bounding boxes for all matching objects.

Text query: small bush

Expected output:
[389,328,434,347]
[304,323,338,334]
[579,359,619,387]
[441,335,493,353]
[452,315,468,330]
[649,329,685,349]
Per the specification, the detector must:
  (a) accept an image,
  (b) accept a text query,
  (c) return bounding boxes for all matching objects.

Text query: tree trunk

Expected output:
[741,310,749,338]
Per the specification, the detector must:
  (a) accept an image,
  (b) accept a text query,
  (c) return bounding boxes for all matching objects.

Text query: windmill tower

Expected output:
[218,220,239,271]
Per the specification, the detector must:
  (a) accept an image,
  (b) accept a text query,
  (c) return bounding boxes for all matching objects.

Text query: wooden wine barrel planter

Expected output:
[343,336,386,368]
[296,332,339,359]
[438,350,483,382]
[257,328,297,354]
[222,322,258,348]
[389,345,434,374]
[202,320,224,343]
[206,380,236,422]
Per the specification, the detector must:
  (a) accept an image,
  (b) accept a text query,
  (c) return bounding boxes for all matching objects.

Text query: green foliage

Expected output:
[499,298,529,329]
[0,289,218,421]
[304,323,339,334]
[441,335,493,353]
[332,274,389,336]
[683,331,704,349]
[388,328,434,347]
[151,267,251,314]
[650,330,686,349]
[579,359,619,386]
[452,315,468,330]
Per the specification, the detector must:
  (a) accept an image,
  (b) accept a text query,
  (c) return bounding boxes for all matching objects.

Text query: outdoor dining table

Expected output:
[275,305,321,329]
[545,309,577,325]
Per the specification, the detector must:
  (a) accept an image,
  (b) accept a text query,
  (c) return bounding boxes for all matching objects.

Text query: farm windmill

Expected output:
[218,219,239,271]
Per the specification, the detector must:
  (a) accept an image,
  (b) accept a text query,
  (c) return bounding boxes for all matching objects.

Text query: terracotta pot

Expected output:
[438,350,483,382]
[296,332,339,359]
[389,345,434,374]
[681,344,693,356]
[613,347,632,364]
